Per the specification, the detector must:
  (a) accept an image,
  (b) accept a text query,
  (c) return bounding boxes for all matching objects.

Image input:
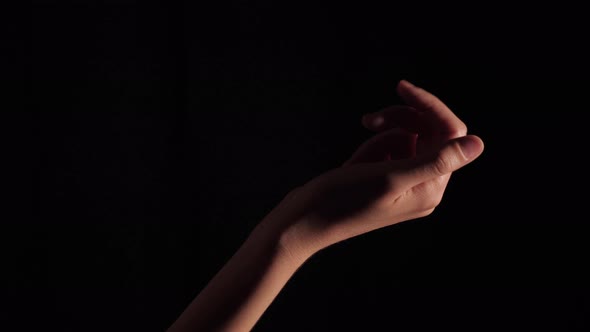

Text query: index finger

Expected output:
[396,80,467,139]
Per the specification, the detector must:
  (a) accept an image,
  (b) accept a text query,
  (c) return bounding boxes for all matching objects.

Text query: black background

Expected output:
[19,1,589,331]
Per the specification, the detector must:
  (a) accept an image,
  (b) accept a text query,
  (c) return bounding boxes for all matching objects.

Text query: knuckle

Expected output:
[417,198,434,212]
[418,208,436,218]
[448,122,468,138]
[432,151,453,176]
[460,122,468,135]
[422,188,443,210]
[411,182,443,211]
[433,141,466,173]
[430,192,444,209]
[421,95,440,111]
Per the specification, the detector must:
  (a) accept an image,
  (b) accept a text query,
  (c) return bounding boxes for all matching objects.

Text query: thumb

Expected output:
[392,135,484,190]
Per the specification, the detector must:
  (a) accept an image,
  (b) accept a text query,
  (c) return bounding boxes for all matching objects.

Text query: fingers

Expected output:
[361,81,467,140]
[390,135,484,190]
[343,128,417,167]
[396,80,467,139]
[362,105,423,133]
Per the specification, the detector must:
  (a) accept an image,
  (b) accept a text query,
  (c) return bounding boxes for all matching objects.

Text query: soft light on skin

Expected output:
[363,113,385,128]
[167,79,484,332]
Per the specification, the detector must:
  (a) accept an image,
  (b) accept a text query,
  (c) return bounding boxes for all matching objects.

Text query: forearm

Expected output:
[167,216,310,332]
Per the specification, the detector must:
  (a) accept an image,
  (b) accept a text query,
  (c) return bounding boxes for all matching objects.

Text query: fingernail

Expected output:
[459,137,480,159]
[363,114,384,127]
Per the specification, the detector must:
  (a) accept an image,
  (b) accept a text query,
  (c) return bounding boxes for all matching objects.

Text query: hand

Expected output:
[167,80,484,332]
[266,80,484,260]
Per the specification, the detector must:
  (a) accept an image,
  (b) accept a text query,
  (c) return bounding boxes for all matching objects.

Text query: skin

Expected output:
[167,80,485,332]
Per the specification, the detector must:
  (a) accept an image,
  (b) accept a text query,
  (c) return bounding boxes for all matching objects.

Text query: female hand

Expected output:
[167,80,485,332]
[265,80,485,261]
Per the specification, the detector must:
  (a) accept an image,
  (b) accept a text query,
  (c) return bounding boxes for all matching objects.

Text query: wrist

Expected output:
[278,223,317,265]
[254,215,317,266]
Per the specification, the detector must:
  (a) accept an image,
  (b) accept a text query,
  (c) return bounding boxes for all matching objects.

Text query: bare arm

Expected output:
[166,211,308,332]
[167,80,485,332]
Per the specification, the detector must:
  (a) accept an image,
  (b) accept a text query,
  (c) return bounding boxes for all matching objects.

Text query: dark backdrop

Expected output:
[21,1,589,331]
